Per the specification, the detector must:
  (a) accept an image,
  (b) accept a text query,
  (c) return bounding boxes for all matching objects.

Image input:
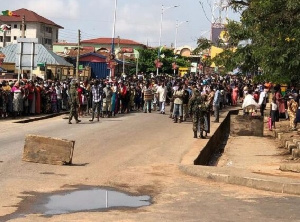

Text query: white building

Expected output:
[0,8,63,49]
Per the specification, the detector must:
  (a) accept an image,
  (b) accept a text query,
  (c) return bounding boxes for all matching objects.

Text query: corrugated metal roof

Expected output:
[1,43,73,67]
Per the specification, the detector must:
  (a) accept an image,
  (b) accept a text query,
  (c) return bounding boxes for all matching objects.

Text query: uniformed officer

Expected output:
[102,83,113,117]
[188,89,206,138]
[68,81,81,124]
[287,94,298,131]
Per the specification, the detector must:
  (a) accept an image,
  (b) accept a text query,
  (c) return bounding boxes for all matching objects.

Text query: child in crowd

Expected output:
[269,96,278,130]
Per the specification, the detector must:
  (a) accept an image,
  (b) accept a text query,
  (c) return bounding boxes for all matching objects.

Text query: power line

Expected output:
[199,1,212,23]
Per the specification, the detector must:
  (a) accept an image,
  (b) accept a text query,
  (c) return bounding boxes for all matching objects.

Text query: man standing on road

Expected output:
[89,80,102,122]
[102,82,113,118]
[213,85,221,123]
[143,82,153,113]
[157,81,167,114]
[189,89,206,138]
[68,81,81,124]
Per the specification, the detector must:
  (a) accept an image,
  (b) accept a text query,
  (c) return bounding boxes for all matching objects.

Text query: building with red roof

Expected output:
[0,8,63,49]
[53,37,147,58]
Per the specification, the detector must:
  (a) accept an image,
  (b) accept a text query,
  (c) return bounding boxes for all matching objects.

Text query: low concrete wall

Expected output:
[194,110,239,165]
[230,115,264,137]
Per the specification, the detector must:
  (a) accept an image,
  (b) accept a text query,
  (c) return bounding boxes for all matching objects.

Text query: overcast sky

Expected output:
[4,0,240,48]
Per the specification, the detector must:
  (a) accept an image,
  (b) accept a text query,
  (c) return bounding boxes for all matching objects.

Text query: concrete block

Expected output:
[23,134,75,165]
[250,178,284,193]
[285,140,291,148]
[288,144,297,153]
[280,163,300,173]
[283,183,300,195]
[292,149,300,158]
[292,139,300,144]
[277,133,284,140]
[273,129,280,138]
[280,138,289,148]
[230,115,263,137]
[287,143,297,153]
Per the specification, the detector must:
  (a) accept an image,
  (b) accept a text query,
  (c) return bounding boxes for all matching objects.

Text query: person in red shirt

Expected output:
[77,83,83,117]
[253,90,259,103]
[27,81,35,115]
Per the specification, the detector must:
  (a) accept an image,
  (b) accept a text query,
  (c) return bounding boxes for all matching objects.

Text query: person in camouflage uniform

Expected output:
[68,82,81,124]
[188,89,206,138]
[287,94,298,131]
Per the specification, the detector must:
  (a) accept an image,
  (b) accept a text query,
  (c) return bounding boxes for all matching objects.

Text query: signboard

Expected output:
[190,62,197,73]
[16,38,38,70]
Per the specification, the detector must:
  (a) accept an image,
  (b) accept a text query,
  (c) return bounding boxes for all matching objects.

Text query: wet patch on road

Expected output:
[0,186,151,220]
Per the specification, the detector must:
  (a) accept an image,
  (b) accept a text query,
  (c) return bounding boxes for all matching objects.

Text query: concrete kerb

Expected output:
[179,165,300,195]
[179,108,300,196]
[12,111,69,123]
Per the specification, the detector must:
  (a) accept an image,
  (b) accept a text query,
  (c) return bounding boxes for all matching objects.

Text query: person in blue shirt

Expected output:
[213,85,221,123]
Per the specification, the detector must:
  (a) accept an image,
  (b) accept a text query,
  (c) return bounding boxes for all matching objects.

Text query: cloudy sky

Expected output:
[3,0,239,48]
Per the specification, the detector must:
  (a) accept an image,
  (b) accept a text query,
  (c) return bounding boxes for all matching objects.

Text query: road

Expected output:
[0,112,299,222]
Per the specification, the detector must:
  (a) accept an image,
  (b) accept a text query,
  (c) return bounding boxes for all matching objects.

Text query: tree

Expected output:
[216,0,300,84]
[135,48,190,75]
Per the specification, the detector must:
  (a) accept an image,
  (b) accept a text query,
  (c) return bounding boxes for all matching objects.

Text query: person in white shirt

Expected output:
[258,86,267,116]
[157,81,167,114]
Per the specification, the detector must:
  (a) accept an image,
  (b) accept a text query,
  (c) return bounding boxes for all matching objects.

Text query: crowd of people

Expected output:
[1,73,299,136]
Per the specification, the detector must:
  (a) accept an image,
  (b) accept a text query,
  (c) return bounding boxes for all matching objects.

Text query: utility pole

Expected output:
[3,30,6,47]
[76,29,81,80]
[21,15,25,38]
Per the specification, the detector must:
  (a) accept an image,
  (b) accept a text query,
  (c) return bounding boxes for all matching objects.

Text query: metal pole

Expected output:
[3,30,6,48]
[136,57,139,76]
[157,5,164,76]
[111,0,118,54]
[18,42,23,81]
[157,5,179,76]
[175,20,188,50]
[76,29,80,80]
[30,42,35,80]
[174,20,179,50]
[106,191,108,208]
[21,15,25,38]
[110,0,118,79]
[122,53,125,74]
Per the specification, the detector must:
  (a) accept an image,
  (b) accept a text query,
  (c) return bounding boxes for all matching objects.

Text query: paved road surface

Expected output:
[0,112,299,222]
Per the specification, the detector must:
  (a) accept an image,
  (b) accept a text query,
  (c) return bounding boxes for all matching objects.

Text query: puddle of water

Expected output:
[38,188,151,215]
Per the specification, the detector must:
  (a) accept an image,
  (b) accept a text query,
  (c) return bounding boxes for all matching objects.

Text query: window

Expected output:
[45,27,52,33]
[0,36,3,42]
[14,24,17,29]
[14,36,17,40]
[43,38,52,45]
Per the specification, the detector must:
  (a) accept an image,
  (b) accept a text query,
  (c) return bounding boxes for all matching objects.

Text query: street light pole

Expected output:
[174,20,188,50]
[174,20,188,76]
[157,4,179,76]
[110,0,118,79]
